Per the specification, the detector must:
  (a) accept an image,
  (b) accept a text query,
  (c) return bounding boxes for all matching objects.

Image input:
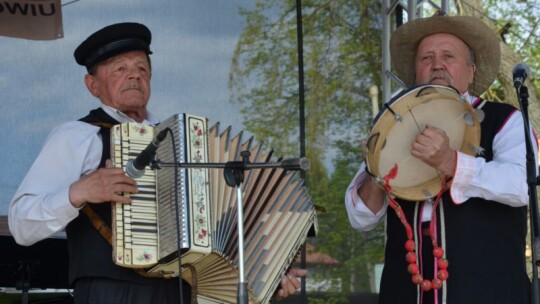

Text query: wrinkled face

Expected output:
[85,50,151,113]
[415,33,476,94]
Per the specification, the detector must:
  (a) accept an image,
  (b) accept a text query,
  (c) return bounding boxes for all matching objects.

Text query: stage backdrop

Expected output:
[0,0,253,215]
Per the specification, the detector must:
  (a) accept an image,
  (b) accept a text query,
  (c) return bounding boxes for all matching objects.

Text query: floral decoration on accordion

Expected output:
[135,251,153,263]
[125,124,148,138]
[189,117,210,247]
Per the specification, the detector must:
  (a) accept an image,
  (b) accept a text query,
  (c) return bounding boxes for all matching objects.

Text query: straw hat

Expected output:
[390,14,501,96]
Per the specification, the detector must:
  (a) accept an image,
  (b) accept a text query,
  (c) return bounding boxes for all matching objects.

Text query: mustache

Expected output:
[427,71,452,84]
[123,82,141,90]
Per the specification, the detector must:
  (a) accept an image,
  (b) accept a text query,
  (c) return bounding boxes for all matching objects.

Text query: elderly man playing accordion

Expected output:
[9,22,306,304]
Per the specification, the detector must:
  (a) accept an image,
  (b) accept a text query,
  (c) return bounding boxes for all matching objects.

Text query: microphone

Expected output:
[125,128,168,178]
[513,63,530,88]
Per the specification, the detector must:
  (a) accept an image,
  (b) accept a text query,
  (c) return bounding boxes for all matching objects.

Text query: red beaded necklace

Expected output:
[382,164,449,292]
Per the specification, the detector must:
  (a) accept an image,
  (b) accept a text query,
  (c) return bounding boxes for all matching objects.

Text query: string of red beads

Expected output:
[383,164,449,292]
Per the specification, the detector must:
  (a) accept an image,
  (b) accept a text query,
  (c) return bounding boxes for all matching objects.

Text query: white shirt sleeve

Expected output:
[344,163,388,231]
[450,111,538,207]
[8,121,102,246]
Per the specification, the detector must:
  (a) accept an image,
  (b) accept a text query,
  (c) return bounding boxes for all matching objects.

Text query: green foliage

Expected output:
[230,0,381,157]
[326,139,385,293]
[229,0,385,297]
[482,0,540,94]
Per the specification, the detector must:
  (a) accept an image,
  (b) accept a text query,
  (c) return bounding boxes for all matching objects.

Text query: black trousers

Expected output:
[73,277,191,304]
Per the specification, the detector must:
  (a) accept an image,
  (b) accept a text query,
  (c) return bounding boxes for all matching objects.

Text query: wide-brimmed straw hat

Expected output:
[390,14,501,96]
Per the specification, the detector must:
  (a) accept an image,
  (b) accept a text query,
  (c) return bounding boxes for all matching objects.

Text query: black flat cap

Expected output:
[74,22,152,70]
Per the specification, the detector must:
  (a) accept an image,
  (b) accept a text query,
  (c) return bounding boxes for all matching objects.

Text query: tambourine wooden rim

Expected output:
[365,84,481,201]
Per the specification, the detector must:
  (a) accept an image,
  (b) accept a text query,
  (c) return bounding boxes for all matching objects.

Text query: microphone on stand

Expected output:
[125,128,169,178]
[513,63,531,88]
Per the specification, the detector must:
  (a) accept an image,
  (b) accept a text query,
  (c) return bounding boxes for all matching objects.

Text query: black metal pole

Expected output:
[295,0,308,302]
[514,84,540,304]
[295,0,306,159]
[156,157,309,171]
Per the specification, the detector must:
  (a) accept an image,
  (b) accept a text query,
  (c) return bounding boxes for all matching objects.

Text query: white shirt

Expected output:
[345,94,538,231]
[8,105,159,246]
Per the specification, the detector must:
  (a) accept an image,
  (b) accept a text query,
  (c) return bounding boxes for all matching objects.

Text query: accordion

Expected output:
[110,113,317,304]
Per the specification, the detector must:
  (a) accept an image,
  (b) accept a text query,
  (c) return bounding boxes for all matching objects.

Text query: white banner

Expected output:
[0,0,63,40]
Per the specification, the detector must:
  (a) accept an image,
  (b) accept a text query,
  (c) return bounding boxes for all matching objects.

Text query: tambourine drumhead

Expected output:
[365,85,480,201]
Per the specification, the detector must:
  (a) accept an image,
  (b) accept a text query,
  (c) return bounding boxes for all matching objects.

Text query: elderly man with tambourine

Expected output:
[345,13,537,304]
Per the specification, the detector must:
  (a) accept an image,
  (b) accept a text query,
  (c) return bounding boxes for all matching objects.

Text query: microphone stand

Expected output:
[16,261,37,304]
[155,151,309,304]
[224,151,250,304]
[514,83,540,304]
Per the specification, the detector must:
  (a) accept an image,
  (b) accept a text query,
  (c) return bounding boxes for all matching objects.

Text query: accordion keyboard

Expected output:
[110,114,213,269]
[111,123,159,267]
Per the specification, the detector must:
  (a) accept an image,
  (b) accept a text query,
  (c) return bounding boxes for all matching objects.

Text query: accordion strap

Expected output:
[81,205,112,244]
[185,264,199,304]
[81,205,165,279]
[88,121,115,129]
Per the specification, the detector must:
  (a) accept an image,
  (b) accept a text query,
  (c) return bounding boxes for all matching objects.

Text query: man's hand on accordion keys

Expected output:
[69,159,138,208]
[274,268,308,300]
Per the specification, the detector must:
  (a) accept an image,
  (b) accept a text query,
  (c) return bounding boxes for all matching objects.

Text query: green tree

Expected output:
[230,0,381,160]
[229,0,384,299]
[477,0,540,130]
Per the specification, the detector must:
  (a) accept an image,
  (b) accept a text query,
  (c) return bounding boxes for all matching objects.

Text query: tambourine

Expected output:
[365,84,481,201]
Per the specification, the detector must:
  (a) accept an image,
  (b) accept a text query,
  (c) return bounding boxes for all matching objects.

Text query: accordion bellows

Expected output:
[110,113,317,304]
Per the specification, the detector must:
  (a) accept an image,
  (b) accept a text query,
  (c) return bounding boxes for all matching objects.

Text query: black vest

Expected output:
[378,101,531,304]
